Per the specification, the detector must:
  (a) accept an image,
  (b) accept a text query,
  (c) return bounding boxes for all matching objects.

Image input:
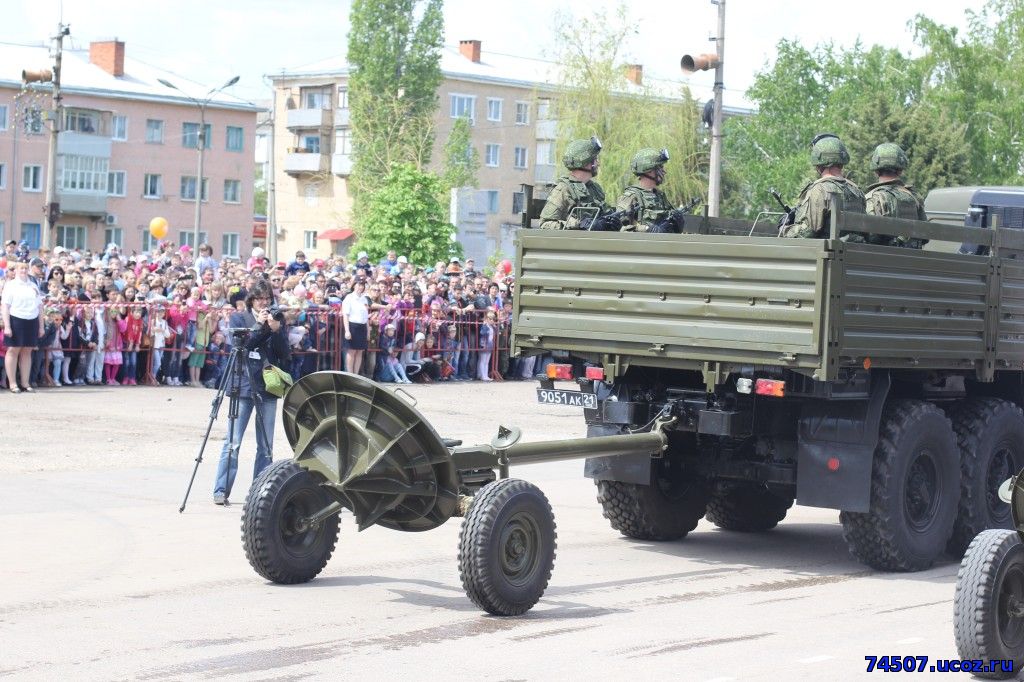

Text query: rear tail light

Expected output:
[585,366,605,380]
[547,363,573,380]
[754,378,786,397]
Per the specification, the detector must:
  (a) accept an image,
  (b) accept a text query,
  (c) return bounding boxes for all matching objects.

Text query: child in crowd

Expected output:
[150,306,170,382]
[103,295,128,385]
[48,309,73,386]
[477,311,496,382]
[187,305,210,387]
[378,323,411,384]
[204,330,227,388]
[122,306,144,385]
[75,306,100,385]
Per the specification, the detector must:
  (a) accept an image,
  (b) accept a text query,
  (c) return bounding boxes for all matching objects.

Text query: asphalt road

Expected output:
[0,381,977,681]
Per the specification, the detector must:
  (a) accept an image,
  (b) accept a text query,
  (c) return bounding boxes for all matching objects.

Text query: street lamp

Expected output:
[157,75,240,250]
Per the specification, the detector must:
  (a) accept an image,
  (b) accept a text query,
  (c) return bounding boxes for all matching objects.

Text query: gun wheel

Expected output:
[954,529,1024,678]
[458,479,556,616]
[242,460,340,584]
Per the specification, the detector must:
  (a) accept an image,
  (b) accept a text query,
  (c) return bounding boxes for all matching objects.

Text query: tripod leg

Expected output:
[179,349,238,512]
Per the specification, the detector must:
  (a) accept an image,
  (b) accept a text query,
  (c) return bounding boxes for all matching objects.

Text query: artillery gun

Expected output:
[954,472,1024,678]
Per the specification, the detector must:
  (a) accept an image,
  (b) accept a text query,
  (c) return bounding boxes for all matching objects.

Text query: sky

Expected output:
[3,0,990,107]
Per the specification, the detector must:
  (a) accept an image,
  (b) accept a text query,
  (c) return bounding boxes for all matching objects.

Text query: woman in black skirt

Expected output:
[1,262,43,393]
[342,279,370,376]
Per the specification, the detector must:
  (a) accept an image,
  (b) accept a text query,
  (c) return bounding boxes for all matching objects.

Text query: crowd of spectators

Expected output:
[0,238,542,394]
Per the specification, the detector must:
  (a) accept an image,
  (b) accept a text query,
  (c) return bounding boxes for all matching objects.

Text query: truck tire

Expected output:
[458,479,556,616]
[840,400,960,572]
[242,460,340,584]
[953,529,1024,678]
[705,483,794,532]
[946,399,1024,557]
[595,458,709,541]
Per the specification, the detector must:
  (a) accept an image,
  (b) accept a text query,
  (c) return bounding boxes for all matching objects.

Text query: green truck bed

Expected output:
[512,213,1024,383]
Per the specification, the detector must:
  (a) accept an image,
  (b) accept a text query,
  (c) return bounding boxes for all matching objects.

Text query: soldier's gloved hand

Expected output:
[590,213,621,232]
[647,222,674,234]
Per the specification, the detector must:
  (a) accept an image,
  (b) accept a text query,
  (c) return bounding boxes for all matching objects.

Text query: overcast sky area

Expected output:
[4,0,990,108]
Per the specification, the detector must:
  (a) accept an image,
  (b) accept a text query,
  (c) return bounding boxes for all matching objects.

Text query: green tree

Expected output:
[346,0,445,203]
[550,4,706,205]
[441,115,480,191]
[253,166,268,216]
[350,164,463,265]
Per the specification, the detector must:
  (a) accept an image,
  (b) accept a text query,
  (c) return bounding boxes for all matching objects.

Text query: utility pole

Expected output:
[34,23,70,250]
[267,87,278,264]
[681,0,726,217]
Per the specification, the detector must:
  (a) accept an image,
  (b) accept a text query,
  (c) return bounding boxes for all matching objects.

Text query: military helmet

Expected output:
[809,133,850,167]
[563,136,602,171]
[630,148,670,175]
[870,142,909,172]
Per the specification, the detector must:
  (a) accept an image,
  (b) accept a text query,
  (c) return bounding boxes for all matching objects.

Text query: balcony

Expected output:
[57,131,112,158]
[286,108,331,129]
[284,150,329,175]
[57,191,107,217]
[332,153,353,176]
[534,164,556,184]
[535,119,557,140]
[335,108,350,127]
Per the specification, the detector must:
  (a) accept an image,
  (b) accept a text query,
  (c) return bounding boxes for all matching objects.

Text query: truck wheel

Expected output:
[458,479,556,616]
[595,454,709,541]
[840,400,959,571]
[242,460,340,584]
[946,399,1024,557]
[705,483,794,532]
[954,529,1024,678]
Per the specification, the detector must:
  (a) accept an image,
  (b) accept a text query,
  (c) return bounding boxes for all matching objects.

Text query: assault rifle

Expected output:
[580,204,640,232]
[770,189,797,234]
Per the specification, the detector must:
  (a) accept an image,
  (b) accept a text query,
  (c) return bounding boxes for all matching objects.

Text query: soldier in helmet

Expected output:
[539,137,619,231]
[617,148,684,233]
[781,134,866,240]
[865,142,928,248]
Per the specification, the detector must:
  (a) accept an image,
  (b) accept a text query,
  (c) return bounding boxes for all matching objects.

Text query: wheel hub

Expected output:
[500,513,539,585]
[905,450,939,532]
[987,445,1016,519]
[998,563,1024,649]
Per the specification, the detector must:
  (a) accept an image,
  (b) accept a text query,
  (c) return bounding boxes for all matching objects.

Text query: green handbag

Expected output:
[262,363,294,398]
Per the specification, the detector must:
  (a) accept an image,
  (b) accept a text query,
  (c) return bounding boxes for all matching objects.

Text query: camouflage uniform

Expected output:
[539,137,610,230]
[617,185,673,232]
[539,177,609,230]
[864,143,928,248]
[782,176,866,239]
[782,134,867,240]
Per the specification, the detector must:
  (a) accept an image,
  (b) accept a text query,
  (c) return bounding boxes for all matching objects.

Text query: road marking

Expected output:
[798,655,835,664]
[896,637,924,645]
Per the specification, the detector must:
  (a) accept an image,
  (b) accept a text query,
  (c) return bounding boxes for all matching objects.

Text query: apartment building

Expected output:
[269,40,560,262]
[0,40,259,257]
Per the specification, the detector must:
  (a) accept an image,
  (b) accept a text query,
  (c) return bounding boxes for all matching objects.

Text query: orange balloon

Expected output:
[149,216,168,239]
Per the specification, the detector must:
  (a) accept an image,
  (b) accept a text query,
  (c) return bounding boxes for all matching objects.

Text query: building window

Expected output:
[485,144,500,167]
[226,126,244,152]
[0,222,5,243]
[223,179,241,203]
[65,110,99,134]
[486,190,499,214]
[22,165,43,192]
[61,155,110,192]
[514,146,528,169]
[303,230,318,249]
[180,176,209,202]
[536,141,553,166]
[146,119,164,143]
[22,108,43,135]
[512,191,525,214]
[20,223,41,249]
[302,134,321,153]
[222,232,240,258]
[337,87,349,109]
[537,98,552,120]
[104,227,123,249]
[515,101,530,125]
[0,163,6,190]
[304,185,319,207]
[107,171,126,197]
[178,231,208,248]
[0,104,8,130]
[487,98,502,122]
[450,94,475,122]
[182,122,212,149]
[143,173,162,199]
[141,229,157,251]
[303,88,331,109]
[335,128,352,155]
[112,115,128,141]
[56,225,87,250]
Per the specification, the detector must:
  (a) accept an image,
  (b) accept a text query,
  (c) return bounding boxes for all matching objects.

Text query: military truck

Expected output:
[514,203,1024,573]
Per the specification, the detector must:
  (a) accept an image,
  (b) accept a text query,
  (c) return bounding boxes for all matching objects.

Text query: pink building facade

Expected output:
[0,40,259,259]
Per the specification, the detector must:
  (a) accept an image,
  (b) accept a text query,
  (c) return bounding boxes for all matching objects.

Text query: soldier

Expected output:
[781,133,866,240]
[539,137,619,231]
[617,148,684,233]
[865,142,928,249]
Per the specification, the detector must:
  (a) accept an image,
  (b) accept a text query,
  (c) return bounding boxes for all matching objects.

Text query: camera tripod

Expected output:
[178,336,268,512]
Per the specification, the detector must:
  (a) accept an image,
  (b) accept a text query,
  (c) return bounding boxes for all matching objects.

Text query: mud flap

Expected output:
[583,424,653,485]
[796,373,890,512]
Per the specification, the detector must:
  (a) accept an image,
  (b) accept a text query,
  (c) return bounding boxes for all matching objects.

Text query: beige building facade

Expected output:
[269,40,558,263]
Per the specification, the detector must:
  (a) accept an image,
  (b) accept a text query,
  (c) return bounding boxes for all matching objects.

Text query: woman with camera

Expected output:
[212,286,291,505]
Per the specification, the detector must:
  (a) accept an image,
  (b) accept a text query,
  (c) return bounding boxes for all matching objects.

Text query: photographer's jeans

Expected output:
[213,395,278,499]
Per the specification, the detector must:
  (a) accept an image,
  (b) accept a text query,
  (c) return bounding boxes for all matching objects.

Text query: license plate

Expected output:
[536,388,597,409]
